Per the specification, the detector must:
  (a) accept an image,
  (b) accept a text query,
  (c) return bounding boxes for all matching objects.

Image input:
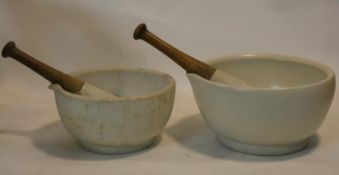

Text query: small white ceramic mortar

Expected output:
[187,54,335,155]
[50,68,175,154]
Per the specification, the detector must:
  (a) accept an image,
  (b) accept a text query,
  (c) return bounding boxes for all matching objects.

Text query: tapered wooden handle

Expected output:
[2,41,84,93]
[134,23,216,80]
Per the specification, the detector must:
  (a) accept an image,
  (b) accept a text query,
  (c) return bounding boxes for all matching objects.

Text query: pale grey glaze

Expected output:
[50,68,175,154]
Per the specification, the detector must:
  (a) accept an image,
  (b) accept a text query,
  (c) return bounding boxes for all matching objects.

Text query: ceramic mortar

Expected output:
[187,54,335,155]
[50,68,175,154]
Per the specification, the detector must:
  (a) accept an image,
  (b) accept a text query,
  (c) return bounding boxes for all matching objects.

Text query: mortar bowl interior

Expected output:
[208,54,333,89]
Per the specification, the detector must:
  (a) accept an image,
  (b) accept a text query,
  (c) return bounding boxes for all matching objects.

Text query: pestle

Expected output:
[133,23,247,86]
[2,41,119,99]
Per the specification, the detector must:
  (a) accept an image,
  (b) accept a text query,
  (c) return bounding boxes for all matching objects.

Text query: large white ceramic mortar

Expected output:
[187,54,335,155]
[50,68,175,154]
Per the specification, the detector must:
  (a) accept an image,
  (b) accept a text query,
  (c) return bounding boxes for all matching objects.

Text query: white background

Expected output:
[0,0,338,174]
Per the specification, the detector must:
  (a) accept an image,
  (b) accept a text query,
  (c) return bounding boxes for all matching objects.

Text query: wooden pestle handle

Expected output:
[134,23,216,80]
[2,41,84,93]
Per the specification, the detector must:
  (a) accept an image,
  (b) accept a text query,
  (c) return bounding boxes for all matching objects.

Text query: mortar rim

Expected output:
[187,53,335,91]
[49,68,175,102]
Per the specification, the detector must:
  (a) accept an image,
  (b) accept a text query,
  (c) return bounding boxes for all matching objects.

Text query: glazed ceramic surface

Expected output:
[50,68,175,154]
[187,54,335,155]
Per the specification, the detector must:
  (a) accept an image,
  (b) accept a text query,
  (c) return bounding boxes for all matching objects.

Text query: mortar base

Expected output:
[216,135,308,156]
[79,138,155,154]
